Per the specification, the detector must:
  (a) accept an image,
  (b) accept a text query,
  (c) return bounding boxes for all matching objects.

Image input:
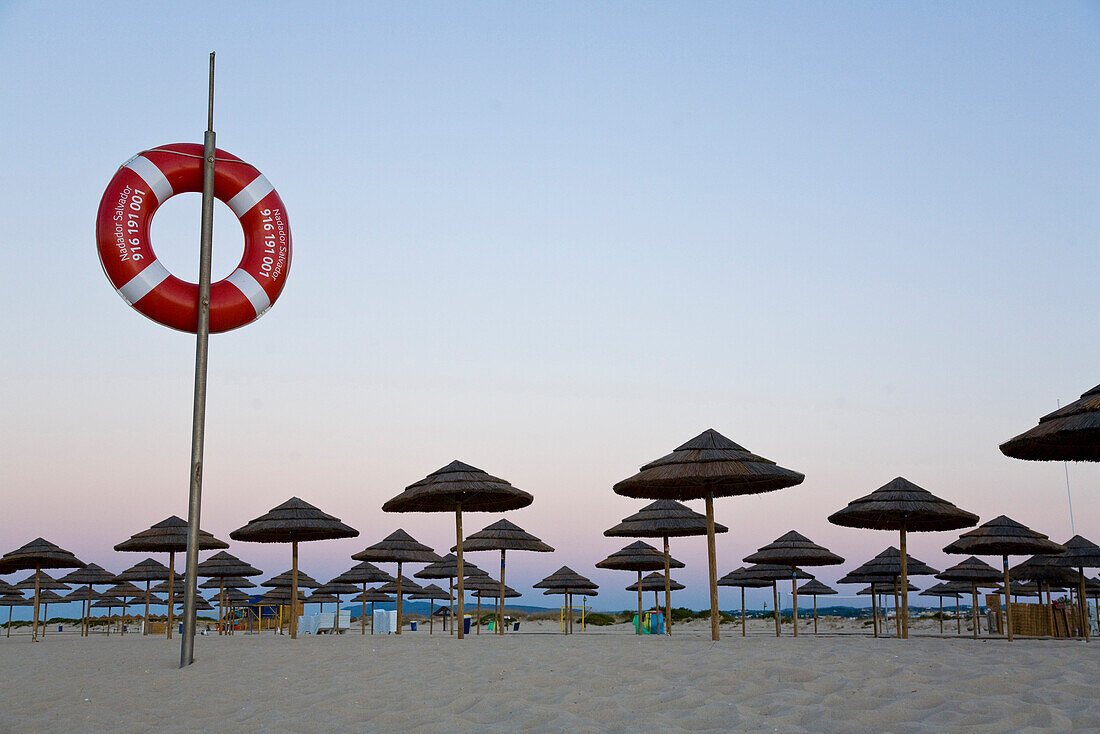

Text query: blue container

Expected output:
[410,621,417,631]
[178,623,183,634]
[513,622,520,631]
[57,625,63,632]
[463,617,471,634]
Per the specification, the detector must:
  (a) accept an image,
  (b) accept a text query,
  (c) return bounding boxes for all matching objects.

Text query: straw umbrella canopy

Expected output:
[533,567,598,634]
[1000,384,1100,462]
[737,563,815,637]
[920,582,964,635]
[718,567,772,637]
[218,587,253,632]
[1045,535,1100,640]
[114,516,227,640]
[230,497,358,639]
[605,500,726,637]
[597,541,684,636]
[383,461,533,640]
[943,515,1065,641]
[92,596,124,632]
[744,531,843,637]
[416,554,483,636]
[256,587,307,632]
[200,575,256,589]
[936,556,1003,638]
[0,538,84,642]
[113,558,172,636]
[352,530,440,636]
[471,583,521,633]
[59,563,115,637]
[0,593,33,638]
[263,569,322,589]
[350,589,394,632]
[828,477,977,639]
[333,561,395,635]
[30,588,67,636]
[458,519,553,636]
[613,429,804,641]
[196,551,262,635]
[305,591,339,612]
[408,583,450,634]
[796,579,837,635]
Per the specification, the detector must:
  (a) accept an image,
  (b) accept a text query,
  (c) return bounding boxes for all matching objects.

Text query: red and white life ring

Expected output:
[96,143,291,333]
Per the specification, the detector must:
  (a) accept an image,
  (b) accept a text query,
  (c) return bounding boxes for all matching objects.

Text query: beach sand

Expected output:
[2,620,1098,732]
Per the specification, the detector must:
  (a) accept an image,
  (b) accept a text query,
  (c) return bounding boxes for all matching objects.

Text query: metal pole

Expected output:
[181,52,217,669]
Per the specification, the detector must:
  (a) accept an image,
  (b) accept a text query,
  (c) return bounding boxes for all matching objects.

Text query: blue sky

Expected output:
[0,2,1097,615]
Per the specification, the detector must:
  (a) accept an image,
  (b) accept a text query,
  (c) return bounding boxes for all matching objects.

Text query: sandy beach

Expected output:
[2,621,1098,733]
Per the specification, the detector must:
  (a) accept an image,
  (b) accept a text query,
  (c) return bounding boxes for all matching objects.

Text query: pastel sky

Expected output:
[0,2,1097,616]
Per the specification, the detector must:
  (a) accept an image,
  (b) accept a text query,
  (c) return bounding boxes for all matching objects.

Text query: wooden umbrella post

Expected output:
[872,590,878,638]
[971,584,979,638]
[455,502,464,639]
[899,524,909,639]
[290,541,299,640]
[813,594,818,635]
[90,584,98,637]
[1078,568,1089,642]
[636,570,643,635]
[791,573,799,637]
[663,536,672,636]
[892,577,900,637]
[32,565,40,642]
[704,493,720,642]
[361,581,367,635]
[772,581,780,637]
[476,593,481,635]
[396,561,403,636]
[498,549,506,636]
[167,551,175,640]
[955,596,961,634]
[1001,555,1012,641]
[740,587,746,637]
[142,581,150,636]
[449,577,454,635]
[938,597,944,635]
[219,579,225,635]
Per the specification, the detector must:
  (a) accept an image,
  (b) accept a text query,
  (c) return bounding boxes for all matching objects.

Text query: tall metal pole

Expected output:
[181,52,217,669]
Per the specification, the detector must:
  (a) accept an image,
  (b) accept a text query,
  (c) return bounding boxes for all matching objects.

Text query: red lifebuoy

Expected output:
[96,143,291,333]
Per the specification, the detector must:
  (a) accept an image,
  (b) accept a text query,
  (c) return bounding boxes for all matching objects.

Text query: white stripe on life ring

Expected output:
[227,174,274,217]
[117,260,171,305]
[124,155,173,204]
[226,268,271,316]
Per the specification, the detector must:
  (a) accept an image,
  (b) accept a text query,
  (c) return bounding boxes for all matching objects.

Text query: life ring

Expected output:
[96,143,291,333]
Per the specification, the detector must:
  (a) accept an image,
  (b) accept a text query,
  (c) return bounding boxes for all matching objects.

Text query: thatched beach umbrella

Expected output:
[828,477,977,639]
[214,586,254,633]
[60,564,115,637]
[744,531,843,637]
[920,582,964,634]
[91,596,124,633]
[718,567,771,637]
[115,516,227,640]
[613,429,805,641]
[542,587,598,631]
[196,552,261,635]
[936,556,1003,637]
[796,579,837,635]
[627,571,685,624]
[460,573,505,634]
[62,586,100,634]
[0,538,84,642]
[415,554,481,636]
[333,562,395,635]
[256,587,308,633]
[114,558,173,636]
[472,583,521,632]
[738,563,814,637]
[350,589,394,632]
[408,583,449,634]
[353,530,440,636]
[943,516,1065,641]
[32,588,68,636]
[383,461,533,640]
[459,519,553,636]
[305,591,339,614]
[264,569,322,591]
[13,573,69,638]
[1000,384,1100,462]
[0,593,32,637]
[230,497,358,639]
[101,582,144,635]
[597,541,684,636]
[844,547,939,638]
[533,566,598,634]
[606,500,725,637]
